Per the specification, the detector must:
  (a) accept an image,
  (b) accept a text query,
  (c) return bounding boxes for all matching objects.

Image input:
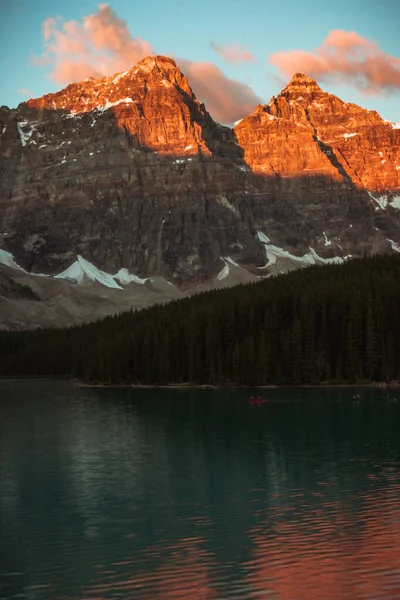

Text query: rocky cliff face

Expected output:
[236,73,400,195]
[1,58,399,291]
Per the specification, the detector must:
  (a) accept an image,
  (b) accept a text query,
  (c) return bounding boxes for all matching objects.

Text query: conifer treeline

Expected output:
[1,254,400,385]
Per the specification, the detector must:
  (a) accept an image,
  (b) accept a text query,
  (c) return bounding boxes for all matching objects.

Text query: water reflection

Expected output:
[82,537,217,599]
[1,381,400,599]
[246,489,400,599]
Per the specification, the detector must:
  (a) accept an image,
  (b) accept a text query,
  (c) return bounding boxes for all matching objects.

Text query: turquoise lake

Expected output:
[1,380,400,599]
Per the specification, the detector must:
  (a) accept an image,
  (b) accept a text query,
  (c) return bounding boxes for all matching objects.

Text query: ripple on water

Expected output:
[1,382,400,599]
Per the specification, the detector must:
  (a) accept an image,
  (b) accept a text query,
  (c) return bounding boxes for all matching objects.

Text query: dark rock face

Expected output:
[1,59,399,285]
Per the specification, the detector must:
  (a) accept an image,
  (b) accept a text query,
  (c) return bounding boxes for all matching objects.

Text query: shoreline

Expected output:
[2,377,397,390]
[76,381,398,389]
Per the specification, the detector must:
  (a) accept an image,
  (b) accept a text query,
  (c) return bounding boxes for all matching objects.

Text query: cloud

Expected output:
[32,4,261,123]
[210,43,254,64]
[17,88,33,98]
[269,30,400,94]
[177,59,261,123]
[33,4,153,82]
[180,60,261,122]
[42,16,56,41]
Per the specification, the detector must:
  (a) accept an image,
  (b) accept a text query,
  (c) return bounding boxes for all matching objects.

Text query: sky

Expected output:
[1,0,400,123]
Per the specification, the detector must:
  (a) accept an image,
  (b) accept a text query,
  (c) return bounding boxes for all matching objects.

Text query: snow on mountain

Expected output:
[55,255,122,289]
[367,192,400,211]
[256,231,345,268]
[390,196,400,209]
[256,231,271,244]
[114,268,148,285]
[0,251,175,290]
[387,239,400,253]
[217,260,230,281]
[97,97,135,112]
[0,249,27,272]
[223,119,243,128]
[217,256,249,281]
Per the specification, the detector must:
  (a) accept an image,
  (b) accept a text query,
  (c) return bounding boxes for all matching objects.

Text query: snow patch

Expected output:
[257,234,346,268]
[387,239,400,253]
[367,191,387,210]
[98,97,134,112]
[223,119,243,128]
[368,191,400,211]
[323,231,332,246]
[217,263,230,281]
[343,132,358,138]
[389,195,400,209]
[112,71,129,84]
[217,256,240,280]
[55,255,122,289]
[114,268,147,285]
[184,145,193,151]
[225,256,239,267]
[65,112,83,119]
[0,249,26,272]
[16,120,33,146]
[257,231,271,244]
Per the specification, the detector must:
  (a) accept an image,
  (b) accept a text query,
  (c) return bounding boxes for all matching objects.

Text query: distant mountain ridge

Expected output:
[0,55,400,327]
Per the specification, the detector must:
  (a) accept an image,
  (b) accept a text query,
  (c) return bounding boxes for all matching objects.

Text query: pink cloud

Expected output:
[269,30,400,93]
[31,4,261,123]
[42,16,56,41]
[17,88,33,98]
[178,59,261,123]
[33,4,153,83]
[210,43,254,64]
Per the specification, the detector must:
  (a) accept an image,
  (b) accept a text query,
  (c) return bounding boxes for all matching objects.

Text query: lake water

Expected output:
[1,381,400,599]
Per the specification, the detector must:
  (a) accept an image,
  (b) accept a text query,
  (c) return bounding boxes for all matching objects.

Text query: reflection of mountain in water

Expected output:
[1,382,400,598]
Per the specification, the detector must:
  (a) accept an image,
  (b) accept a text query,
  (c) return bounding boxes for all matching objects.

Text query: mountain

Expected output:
[1,56,400,327]
[237,73,400,190]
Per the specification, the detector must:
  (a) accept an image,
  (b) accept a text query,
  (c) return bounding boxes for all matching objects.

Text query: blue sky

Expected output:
[1,0,399,122]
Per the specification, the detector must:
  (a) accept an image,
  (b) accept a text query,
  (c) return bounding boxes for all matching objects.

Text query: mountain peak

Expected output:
[282,72,323,95]
[23,54,195,116]
[291,72,315,82]
[130,54,192,94]
[138,55,177,68]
